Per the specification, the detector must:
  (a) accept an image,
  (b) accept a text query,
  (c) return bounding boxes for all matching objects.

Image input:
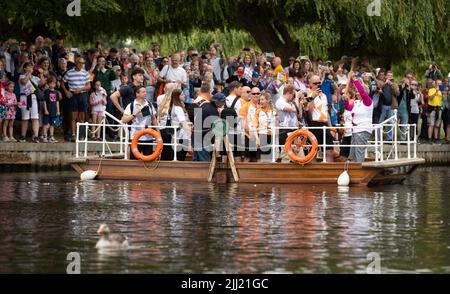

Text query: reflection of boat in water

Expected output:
[69,112,425,187]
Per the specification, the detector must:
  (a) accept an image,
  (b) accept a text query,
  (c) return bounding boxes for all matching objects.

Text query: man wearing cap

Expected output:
[212,92,226,114]
[246,71,264,91]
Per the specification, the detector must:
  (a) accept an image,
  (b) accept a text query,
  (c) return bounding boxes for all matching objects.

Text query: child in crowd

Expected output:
[339,88,355,159]
[2,81,19,142]
[90,80,107,140]
[0,82,5,138]
[42,76,61,143]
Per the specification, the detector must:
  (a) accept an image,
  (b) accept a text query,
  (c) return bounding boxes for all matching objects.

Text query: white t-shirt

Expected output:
[211,57,222,82]
[111,79,121,93]
[410,93,420,114]
[159,65,187,85]
[352,99,373,134]
[90,91,106,112]
[193,96,204,104]
[19,74,41,96]
[4,52,14,74]
[253,109,277,135]
[336,74,349,86]
[275,97,298,128]
[123,100,156,141]
[310,92,329,123]
[225,95,244,133]
[343,108,353,137]
[241,102,258,133]
[156,94,165,108]
[171,106,190,140]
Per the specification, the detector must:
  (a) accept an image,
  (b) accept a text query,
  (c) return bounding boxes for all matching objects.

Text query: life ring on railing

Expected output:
[131,129,164,162]
[284,129,319,164]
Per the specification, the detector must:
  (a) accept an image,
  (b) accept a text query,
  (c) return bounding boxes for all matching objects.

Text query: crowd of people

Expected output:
[1,36,449,163]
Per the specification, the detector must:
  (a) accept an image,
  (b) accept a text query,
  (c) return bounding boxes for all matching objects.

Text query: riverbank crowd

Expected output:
[1,36,449,162]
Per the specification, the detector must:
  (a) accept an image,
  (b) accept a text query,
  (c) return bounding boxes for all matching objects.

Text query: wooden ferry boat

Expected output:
[70,156,424,186]
[69,112,425,186]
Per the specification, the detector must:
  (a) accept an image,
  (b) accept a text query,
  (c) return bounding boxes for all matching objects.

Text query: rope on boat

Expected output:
[142,155,161,171]
[344,160,350,171]
[88,122,103,134]
[96,156,104,175]
[107,125,123,132]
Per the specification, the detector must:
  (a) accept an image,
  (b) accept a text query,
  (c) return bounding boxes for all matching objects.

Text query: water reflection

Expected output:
[0,167,449,273]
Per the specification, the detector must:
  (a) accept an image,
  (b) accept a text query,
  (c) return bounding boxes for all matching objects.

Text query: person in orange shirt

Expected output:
[306,75,340,160]
[240,87,261,162]
[252,92,277,162]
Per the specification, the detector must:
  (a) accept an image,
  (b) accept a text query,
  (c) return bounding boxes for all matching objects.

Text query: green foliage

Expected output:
[132,29,258,57]
[0,0,448,70]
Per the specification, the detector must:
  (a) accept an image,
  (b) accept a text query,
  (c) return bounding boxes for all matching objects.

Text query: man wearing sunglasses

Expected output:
[306,75,340,160]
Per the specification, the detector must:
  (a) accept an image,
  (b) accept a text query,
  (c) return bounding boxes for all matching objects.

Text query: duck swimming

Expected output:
[96,224,129,250]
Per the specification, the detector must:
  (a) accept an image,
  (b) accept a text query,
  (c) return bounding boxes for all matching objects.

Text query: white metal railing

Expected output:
[76,109,417,163]
[76,112,181,161]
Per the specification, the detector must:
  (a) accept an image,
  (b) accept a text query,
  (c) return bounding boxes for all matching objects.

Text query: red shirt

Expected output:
[421,89,429,111]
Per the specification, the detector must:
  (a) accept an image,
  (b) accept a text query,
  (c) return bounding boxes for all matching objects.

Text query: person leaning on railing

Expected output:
[343,72,374,163]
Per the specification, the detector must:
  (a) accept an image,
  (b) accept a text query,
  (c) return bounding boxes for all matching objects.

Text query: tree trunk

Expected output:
[234,7,299,64]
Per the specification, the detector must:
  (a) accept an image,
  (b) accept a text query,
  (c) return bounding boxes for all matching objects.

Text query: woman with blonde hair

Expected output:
[157,85,177,160]
[252,92,277,162]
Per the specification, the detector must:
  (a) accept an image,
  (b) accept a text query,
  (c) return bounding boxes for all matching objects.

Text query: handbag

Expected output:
[30,79,44,102]
[163,106,175,136]
[155,66,171,98]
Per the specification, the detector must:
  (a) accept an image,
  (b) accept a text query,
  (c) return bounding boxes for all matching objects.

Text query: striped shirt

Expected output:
[64,69,90,92]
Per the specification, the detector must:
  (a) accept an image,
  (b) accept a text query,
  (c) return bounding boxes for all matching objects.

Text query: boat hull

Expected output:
[69,157,425,186]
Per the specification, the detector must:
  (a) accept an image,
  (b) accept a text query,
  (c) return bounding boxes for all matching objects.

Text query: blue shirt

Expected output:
[64,69,90,92]
[44,89,59,116]
[321,79,333,105]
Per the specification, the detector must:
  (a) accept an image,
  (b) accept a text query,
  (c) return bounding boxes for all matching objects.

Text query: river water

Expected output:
[0,167,449,273]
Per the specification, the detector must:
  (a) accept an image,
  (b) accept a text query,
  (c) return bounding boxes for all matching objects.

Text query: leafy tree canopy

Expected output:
[1,0,448,65]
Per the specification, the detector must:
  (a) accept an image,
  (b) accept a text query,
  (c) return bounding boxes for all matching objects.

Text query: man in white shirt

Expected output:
[122,85,158,160]
[158,53,187,90]
[275,85,300,162]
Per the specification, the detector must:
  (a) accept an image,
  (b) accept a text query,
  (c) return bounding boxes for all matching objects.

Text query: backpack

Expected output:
[220,97,240,129]
[127,102,154,125]
[187,99,208,124]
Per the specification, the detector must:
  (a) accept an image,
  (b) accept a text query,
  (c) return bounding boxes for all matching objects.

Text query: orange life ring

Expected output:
[131,129,164,162]
[284,129,319,164]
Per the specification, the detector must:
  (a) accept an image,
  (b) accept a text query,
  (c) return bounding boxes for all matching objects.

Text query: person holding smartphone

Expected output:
[122,85,158,160]
[306,75,340,161]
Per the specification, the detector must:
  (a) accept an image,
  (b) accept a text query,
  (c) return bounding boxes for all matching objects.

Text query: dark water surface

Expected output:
[0,167,449,273]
